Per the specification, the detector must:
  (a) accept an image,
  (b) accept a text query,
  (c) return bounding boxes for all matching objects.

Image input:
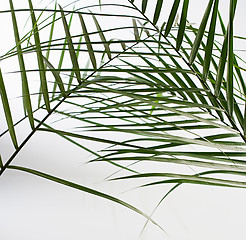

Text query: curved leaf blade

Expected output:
[91,13,112,59]
[227,0,236,115]
[176,0,189,50]
[189,0,214,64]
[8,165,163,231]
[28,0,50,112]
[59,5,82,84]
[164,0,181,37]
[132,18,140,41]
[9,0,35,129]
[43,56,66,97]
[142,0,148,14]
[153,0,164,25]
[0,69,18,149]
[215,32,228,96]
[79,14,97,70]
[202,0,219,81]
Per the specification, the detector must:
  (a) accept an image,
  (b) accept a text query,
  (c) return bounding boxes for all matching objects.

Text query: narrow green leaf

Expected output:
[176,0,189,50]
[145,179,245,189]
[79,14,97,70]
[42,2,57,101]
[25,9,45,49]
[234,56,246,96]
[8,165,162,230]
[9,0,34,129]
[59,5,82,84]
[164,0,181,37]
[36,120,100,157]
[38,120,137,175]
[42,67,192,74]
[91,13,112,59]
[216,1,238,98]
[202,0,219,81]
[189,0,214,64]
[140,183,181,235]
[28,0,50,112]
[100,128,244,151]
[234,102,244,131]
[0,69,18,149]
[148,150,246,164]
[132,18,140,41]
[153,0,164,25]
[157,21,166,53]
[96,156,246,172]
[227,0,236,116]
[42,56,66,97]
[218,11,226,34]
[114,172,246,189]
[215,32,228,96]
[142,0,148,14]
[120,41,127,50]
[38,128,140,149]
[68,36,84,90]
[45,2,57,61]
[53,11,75,96]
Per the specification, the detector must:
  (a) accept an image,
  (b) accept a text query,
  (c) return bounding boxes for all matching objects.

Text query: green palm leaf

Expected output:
[79,13,97,70]
[8,165,162,230]
[1,1,246,237]
[9,0,35,129]
[0,69,18,149]
[28,0,50,112]
[59,5,82,84]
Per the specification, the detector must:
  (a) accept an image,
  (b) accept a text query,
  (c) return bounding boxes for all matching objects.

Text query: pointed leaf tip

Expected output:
[28,0,50,112]
[153,0,164,25]
[189,0,214,64]
[59,5,82,84]
[79,13,97,70]
[91,13,112,60]
[8,165,163,230]
[132,18,140,41]
[0,69,18,149]
[176,0,189,50]
[164,0,181,37]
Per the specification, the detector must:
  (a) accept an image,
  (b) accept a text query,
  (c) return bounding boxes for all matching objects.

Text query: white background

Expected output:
[1,0,246,239]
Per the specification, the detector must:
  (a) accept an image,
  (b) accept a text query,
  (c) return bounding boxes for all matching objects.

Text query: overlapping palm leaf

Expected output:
[1,0,246,228]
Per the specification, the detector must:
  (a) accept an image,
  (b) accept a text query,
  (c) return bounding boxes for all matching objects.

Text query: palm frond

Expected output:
[0,0,246,237]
